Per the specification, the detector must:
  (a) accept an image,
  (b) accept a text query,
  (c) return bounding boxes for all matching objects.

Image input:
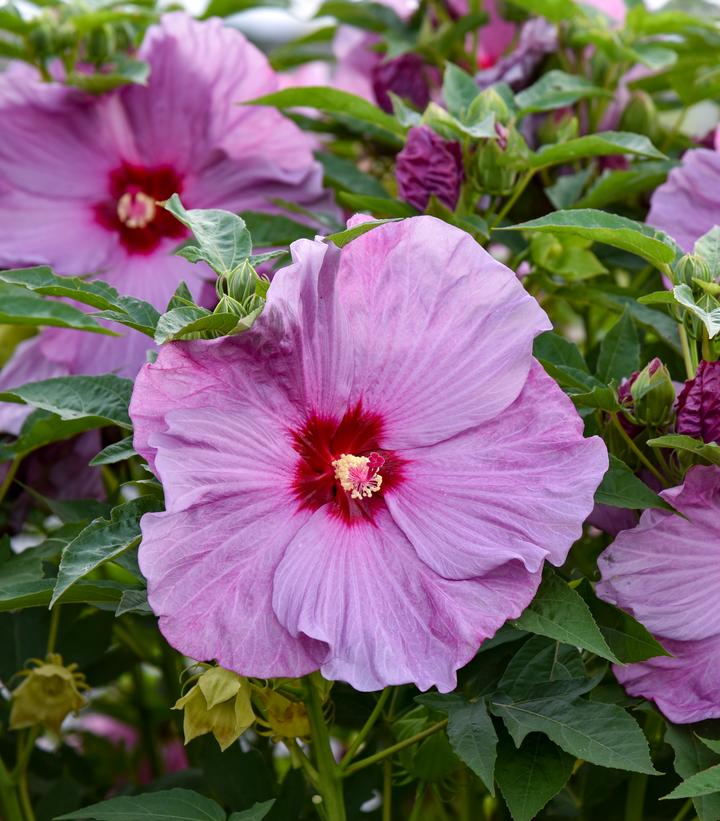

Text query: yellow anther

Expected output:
[332,453,383,500]
[117,191,156,229]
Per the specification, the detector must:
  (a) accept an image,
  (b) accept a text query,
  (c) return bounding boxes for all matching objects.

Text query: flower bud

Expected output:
[173,666,255,751]
[255,688,311,742]
[630,358,676,426]
[473,124,528,196]
[536,108,579,146]
[10,654,88,735]
[372,53,431,114]
[619,91,659,142]
[396,126,464,211]
[675,253,713,287]
[86,23,117,65]
[677,359,720,444]
[28,20,57,60]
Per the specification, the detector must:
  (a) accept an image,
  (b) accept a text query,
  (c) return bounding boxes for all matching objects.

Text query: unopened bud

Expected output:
[255,688,311,742]
[473,125,528,196]
[10,654,88,735]
[630,358,675,426]
[619,91,659,142]
[675,254,712,287]
[174,666,255,751]
[86,23,117,65]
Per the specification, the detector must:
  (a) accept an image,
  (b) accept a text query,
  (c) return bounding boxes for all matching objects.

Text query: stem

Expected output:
[340,688,392,768]
[285,738,320,788]
[0,455,22,506]
[46,605,61,655]
[305,673,346,821]
[382,759,392,821]
[343,720,448,778]
[609,413,668,488]
[408,783,427,821]
[132,666,162,781]
[624,772,647,821]
[671,798,693,821]
[17,770,34,821]
[490,170,536,230]
[678,324,697,380]
[0,757,23,821]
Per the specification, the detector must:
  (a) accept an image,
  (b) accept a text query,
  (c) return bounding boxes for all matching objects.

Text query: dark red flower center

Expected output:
[94,163,187,255]
[291,403,405,525]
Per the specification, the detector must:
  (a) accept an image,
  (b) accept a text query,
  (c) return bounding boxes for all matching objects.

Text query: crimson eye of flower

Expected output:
[291,404,405,524]
[94,163,187,255]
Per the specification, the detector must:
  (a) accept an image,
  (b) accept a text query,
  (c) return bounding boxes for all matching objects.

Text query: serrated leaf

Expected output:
[0,409,110,462]
[0,579,125,612]
[695,226,720,280]
[154,307,239,344]
[496,733,575,821]
[501,209,678,267]
[516,70,610,114]
[417,693,497,793]
[666,723,720,821]
[90,436,137,466]
[0,283,117,335]
[595,455,673,511]
[663,764,720,800]
[228,801,276,821]
[514,567,620,663]
[531,132,667,170]
[576,162,673,209]
[325,219,400,248]
[499,637,585,700]
[115,588,152,617]
[442,62,481,118]
[239,211,316,246]
[489,685,658,774]
[55,788,226,820]
[0,374,133,429]
[647,434,720,466]
[51,497,163,607]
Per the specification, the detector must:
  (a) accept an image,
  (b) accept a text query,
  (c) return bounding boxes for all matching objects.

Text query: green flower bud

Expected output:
[536,110,579,146]
[619,91,659,142]
[630,358,676,426]
[10,654,88,735]
[28,20,57,60]
[473,125,528,196]
[86,23,117,65]
[675,253,712,287]
[174,666,255,752]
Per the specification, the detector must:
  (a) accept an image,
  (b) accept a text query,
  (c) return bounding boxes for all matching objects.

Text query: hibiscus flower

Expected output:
[0,12,329,433]
[129,216,607,691]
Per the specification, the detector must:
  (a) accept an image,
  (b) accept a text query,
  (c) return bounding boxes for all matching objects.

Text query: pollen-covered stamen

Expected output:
[332,452,385,500]
[117,191,157,229]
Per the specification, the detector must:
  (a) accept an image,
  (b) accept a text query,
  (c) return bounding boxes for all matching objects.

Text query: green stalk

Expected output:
[382,759,393,821]
[490,170,536,230]
[609,413,668,488]
[343,720,448,778]
[0,757,23,821]
[0,455,22,506]
[305,673,346,821]
[340,688,391,768]
[624,772,647,821]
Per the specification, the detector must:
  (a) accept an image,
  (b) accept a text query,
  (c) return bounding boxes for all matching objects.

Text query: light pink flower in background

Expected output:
[0,12,330,433]
[598,465,720,723]
[647,148,720,252]
[130,216,607,692]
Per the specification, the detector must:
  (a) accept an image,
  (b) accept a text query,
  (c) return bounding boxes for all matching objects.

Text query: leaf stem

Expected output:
[609,413,668,488]
[46,605,61,656]
[678,324,697,380]
[383,759,393,821]
[624,772,647,821]
[0,757,23,821]
[340,688,392,768]
[305,673,346,821]
[0,455,22,506]
[491,170,536,230]
[343,720,448,778]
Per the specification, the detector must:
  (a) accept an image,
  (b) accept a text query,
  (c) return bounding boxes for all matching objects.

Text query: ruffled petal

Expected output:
[598,465,720,644]
[385,362,608,579]
[139,496,326,678]
[272,506,542,692]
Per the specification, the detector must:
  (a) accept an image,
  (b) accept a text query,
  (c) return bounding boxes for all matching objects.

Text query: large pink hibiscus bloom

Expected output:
[130,216,607,692]
[0,13,329,433]
[598,465,720,723]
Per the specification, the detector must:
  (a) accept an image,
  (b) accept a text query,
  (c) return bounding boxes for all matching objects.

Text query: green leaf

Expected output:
[673,284,720,338]
[533,332,601,392]
[51,497,163,607]
[570,385,620,412]
[442,62,481,118]
[315,0,403,32]
[0,579,125,612]
[228,801,276,821]
[0,283,117,335]
[594,455,673,511]
[596,309,640,384]
[201,0,288,17]
[516,70,610,115]
[336,193,417,218]
[545,167,594,210]
[490,685,658,774]
[417,694,497,794]
[647,434,720,466]
[115,588,152,617]
[154,307,240,345]
[0,266,159,336]
[325,219,400,248]
[499,637,585,701]
[164,195,252,277]
[575,580,670,664]
[239,211,316,246]
[246,87,406,141]
[505,0,580,23]
[89,436,137,467]
[496,733,575,821]
[514,567,620,663]
[695,226,720,280]
[663,764,720,800]
[666,723,720,821]
[0,374,133,430]
[55,788,227,821]
[501,209,679,267]
[531,132,667,170]
[66,57,150,93]
[0,410,111,462]
[576,162,673,209]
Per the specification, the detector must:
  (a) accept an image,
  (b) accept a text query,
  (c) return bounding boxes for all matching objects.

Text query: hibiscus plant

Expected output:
[2,1,720,820]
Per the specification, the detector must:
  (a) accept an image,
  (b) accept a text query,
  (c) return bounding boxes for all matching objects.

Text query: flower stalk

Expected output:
[305,673,346,821]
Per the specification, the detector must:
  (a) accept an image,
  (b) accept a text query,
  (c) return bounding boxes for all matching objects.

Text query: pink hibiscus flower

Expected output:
[0,13,329,433]
[129,216,607,692]
[598,465,720,723]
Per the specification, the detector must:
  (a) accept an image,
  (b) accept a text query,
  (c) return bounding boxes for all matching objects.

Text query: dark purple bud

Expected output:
[371,53,431,114]
[396,126,464,212]
[677,359,720,444]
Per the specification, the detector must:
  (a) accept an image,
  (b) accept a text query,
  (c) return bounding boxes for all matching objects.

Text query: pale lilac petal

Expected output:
[386,363,607,579]
[140,496,326,677]
[647,149,720,252]
[272,505,541,692]
[329,217,551,447]
[598,466,720,643]
[611,635,720,724]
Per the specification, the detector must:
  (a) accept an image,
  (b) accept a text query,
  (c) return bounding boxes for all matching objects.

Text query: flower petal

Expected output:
[272,506,541,691]
[385,362,607,579]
